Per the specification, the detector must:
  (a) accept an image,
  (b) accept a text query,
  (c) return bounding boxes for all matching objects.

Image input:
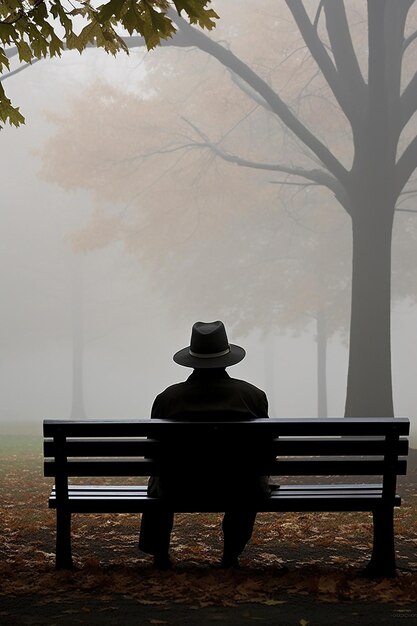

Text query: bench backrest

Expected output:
[43,418,409,503]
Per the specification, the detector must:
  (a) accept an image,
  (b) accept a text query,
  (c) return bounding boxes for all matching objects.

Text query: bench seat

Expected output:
[48,483,402,513]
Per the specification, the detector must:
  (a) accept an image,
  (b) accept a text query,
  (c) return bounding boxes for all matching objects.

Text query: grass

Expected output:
[1,433,42,455]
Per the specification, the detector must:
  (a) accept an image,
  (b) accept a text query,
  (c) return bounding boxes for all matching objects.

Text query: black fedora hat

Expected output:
[173,321,245,368]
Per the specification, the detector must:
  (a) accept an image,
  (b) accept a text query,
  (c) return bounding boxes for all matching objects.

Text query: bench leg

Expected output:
[56,508,73,570]
[365,508,396,578]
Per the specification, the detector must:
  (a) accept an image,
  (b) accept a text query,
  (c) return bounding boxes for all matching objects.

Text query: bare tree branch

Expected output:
[270,180,320,188]
[323,1,366,103]
[216,105,261,144]
[5,46,19,60]
[285,0,360,125]
[395,182,417,209]
[396,133,417,194]
[391,0,416,69]
[228,72,271,112]
[167,10,349,186]
[366,1,408,166]
[313,1,324,29]
[400,71,417,131]
[402,29,417,54]
[395,207,417,213]
[1,34,149,84]
[181,116,345,198]
[384,1,412,118]
[0,58,40,82]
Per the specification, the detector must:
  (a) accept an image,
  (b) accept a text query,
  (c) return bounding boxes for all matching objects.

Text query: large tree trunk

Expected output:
[344,208,394,417]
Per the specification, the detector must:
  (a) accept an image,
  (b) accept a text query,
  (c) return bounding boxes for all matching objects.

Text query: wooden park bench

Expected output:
[43,417,409,576]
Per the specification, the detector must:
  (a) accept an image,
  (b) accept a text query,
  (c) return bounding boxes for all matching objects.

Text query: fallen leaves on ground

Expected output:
[1,443,417,608]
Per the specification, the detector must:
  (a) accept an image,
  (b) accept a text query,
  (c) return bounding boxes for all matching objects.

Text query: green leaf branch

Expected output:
[0,0,218,128]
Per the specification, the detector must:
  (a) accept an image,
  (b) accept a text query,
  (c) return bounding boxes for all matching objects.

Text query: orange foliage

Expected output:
[38,1,417,337]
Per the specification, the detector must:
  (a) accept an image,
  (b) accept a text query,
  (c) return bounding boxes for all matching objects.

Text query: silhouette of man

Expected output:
[139,320,270,570]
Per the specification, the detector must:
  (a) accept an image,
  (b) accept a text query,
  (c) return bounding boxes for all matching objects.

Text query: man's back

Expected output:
[151,368,268,421]
[149,368,270,499]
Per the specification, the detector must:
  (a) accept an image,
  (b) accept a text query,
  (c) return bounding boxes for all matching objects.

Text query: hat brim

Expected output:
[173,343,245,368]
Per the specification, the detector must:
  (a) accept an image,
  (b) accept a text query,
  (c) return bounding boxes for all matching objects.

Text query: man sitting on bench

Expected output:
[139,320,270,570]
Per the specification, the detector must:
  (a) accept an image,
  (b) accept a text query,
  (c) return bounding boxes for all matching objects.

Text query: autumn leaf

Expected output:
[263,599,287,605]
[2,440,417,610]
[317,575,338,595]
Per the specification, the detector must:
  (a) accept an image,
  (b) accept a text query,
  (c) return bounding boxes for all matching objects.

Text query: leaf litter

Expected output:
[1,450,417,607]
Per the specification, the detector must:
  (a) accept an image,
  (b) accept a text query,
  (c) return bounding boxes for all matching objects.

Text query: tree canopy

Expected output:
[0,0,218,126]
[40,0,417,418]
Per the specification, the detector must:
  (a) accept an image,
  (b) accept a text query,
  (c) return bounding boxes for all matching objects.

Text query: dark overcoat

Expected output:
[148,368,270,499]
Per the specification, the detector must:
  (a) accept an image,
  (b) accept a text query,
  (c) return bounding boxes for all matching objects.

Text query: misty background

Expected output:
[0,2,416,445]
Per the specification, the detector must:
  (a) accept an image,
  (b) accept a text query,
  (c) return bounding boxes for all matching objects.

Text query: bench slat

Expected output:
[44,458,408,477]
[46,483,392,493]
[47,483,401,513]
[43,417,410,438]
[48,482,386,490]
[43,437,409,458]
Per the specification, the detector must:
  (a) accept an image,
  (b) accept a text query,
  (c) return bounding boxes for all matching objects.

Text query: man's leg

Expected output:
[221,510,257,567]
[139,510,174,569]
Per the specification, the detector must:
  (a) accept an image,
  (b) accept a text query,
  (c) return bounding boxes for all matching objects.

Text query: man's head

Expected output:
[173,321,245,369]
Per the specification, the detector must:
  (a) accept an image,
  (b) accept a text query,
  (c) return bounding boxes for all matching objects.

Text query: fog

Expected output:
[0,2,416,445]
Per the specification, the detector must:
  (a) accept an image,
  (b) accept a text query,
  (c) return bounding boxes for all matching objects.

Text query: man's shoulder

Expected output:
[157,375,267,398]
[226,376,267,397]
[221,376,269,418]
[151,381,189,419]
[155,380,189,400]
[151,373,268,419]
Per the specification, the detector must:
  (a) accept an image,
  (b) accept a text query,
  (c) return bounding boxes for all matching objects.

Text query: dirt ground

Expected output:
[2,593,417,625]
[1,438,417,625]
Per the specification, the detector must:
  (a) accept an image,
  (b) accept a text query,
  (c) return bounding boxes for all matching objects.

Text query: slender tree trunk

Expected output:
[264,334,275,415]
[70,256,87,419]
[344,209,394,417]
[316,310,328,418]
